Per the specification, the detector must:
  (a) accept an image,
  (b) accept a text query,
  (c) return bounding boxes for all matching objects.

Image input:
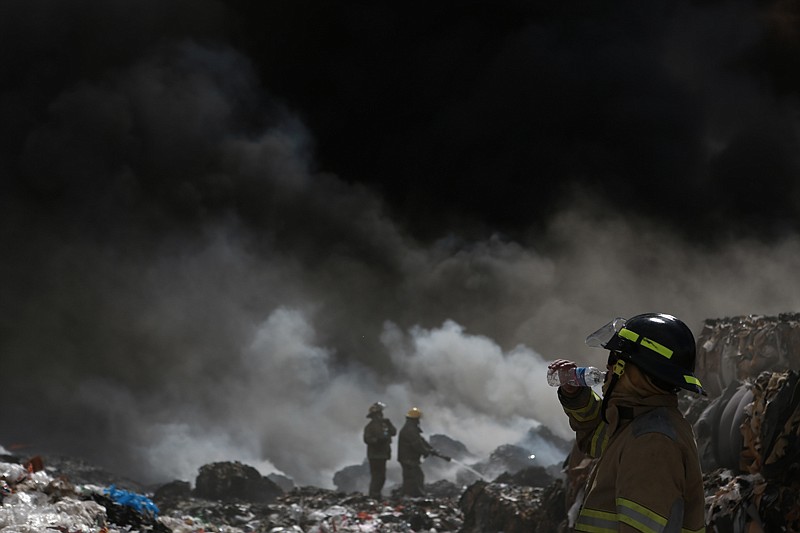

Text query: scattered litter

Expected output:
[1,313,798,532]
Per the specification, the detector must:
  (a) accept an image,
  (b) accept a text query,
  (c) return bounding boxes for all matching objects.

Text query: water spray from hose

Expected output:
[449,458,488,481]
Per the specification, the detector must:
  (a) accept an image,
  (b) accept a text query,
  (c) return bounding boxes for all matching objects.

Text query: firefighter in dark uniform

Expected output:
[363,401,396,500]
[550,313,707,532]
[397,407,437,497]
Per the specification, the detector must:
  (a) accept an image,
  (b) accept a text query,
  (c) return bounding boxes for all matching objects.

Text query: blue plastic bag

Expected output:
[104,485,160,517]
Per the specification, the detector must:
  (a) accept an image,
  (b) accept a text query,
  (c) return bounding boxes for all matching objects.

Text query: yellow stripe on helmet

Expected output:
[618,328,674,359]
[684,375,703,387]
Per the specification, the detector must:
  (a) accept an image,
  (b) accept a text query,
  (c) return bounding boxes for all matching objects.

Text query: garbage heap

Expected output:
[697,370,800,532]
[0,449,569,533]
[695,312,800,397]
[688,313,800,530]
[0,458,168,533]
[0,455,468,532]
[2,314,798,532]
[458,474,567,533]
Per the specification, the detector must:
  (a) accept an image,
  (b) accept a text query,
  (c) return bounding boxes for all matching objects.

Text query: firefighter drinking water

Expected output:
[549,313,706,532]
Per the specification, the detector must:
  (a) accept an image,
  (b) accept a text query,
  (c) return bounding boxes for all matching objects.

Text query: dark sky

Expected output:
[2,0,800,486]
[224,0,800,241]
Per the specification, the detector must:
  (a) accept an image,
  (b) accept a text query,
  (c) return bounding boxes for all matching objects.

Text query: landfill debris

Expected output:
[0,450,571,533]
[699,370,800,531]
[696,313,800,397]
[1,313,798,532]
[0,457,165,532]
[332,460,369,494]
[493,465,556,488]
[194,461,283,503]
[459,479,567,533]
[105,484,160,517]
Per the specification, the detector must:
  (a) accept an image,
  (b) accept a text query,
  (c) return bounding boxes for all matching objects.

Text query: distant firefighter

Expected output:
[363,401,397,500]
[397,407,449,497]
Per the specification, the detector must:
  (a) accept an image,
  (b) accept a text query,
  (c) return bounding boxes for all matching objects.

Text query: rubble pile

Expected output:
[458,479,566,533]
[194,461,283,503]
[0,449,572,532]
[2,313,799,531]
[0,458,166,532]
[0,456,470,532]
[700,370,800,531]
[686,313,800,530]
[696,313,800,396]
[269,487,464,532]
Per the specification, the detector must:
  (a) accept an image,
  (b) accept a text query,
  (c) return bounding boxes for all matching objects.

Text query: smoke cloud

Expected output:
[1,0,799,487]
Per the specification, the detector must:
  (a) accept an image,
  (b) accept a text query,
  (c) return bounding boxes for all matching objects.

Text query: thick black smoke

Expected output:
[1,0,799,487]
[225,0,800,241]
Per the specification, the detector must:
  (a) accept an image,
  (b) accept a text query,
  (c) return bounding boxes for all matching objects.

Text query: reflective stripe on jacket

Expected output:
[559,388,706,532]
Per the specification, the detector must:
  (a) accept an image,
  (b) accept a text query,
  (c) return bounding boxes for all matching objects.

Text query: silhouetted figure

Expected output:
[397,407,435,497]
[363,401,396,500]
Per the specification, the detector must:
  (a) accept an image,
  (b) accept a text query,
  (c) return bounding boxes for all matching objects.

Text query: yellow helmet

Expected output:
[406,407,422,419]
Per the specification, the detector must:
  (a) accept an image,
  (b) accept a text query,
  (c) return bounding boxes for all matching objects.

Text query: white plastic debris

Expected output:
[0,464,27,485]
[0,492,106,532]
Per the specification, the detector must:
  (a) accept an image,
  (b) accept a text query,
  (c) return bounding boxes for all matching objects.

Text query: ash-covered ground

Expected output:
[3,355,800,532]
[0,428,571,533]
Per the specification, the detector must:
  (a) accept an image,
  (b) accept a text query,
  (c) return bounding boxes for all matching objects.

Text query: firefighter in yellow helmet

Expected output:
[363,401,396,500]
[397,407,437,497]
[549,313,706,532]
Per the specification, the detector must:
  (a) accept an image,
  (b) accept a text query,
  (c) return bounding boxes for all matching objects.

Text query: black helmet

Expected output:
[587,313,705,395]
[367,401,386,418]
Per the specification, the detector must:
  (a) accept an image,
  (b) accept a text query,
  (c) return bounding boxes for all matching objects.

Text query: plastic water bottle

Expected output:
[547,366,605,387]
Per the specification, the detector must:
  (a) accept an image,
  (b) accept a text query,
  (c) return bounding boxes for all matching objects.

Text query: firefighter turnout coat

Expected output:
[558,372,706,532]
[363,416,396,460]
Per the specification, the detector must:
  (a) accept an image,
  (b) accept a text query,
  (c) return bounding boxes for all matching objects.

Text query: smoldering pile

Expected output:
[4,313,800,532]
[0,420,575,532]
[3,374,798,532]
[0,450,568,532]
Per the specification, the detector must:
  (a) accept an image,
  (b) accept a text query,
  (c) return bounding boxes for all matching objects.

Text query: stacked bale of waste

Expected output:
[696,313,800,397]
[703,370,800,531]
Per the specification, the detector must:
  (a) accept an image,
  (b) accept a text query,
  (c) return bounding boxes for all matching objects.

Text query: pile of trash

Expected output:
[3,313,799,532]
[3,374,799,533]
[695,313,800,396]
[0,453,470,532]
[459,479,566,533]
[0,457,167,532]
[0,449,569,532]
[697,370,800,531]
[688,313,800,530]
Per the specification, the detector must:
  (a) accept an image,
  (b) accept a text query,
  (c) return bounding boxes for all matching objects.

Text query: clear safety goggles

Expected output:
[585,317,627,348]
